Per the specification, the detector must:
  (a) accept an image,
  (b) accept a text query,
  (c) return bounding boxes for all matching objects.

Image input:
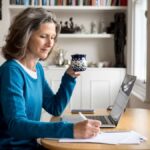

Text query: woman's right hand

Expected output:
[73,119,101,139]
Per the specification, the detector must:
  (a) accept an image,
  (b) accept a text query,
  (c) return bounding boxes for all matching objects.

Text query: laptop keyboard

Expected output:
[108,115,115,124]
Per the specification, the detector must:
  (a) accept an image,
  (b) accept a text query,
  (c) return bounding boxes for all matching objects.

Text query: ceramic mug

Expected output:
[71,54,87,71]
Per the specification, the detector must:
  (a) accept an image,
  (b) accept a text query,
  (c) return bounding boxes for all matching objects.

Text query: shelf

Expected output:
[7,1,127,73]
[43,66,126,70]
[58,34,114,39]
[9,5,127,12]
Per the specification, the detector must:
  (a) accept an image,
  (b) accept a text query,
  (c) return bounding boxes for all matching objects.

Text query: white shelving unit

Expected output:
[2,2,128,65]
[0,1,127,109]
[44,67,126,109]
[9,5,127,11]
[58,33,114,39]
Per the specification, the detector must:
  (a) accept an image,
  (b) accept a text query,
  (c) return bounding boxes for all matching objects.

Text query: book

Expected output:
[120,0,128,6]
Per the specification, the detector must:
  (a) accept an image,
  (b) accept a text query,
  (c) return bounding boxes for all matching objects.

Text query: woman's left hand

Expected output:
[66,66,81,78]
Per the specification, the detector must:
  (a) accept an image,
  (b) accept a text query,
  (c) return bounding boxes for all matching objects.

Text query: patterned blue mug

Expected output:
[71,54,87,71]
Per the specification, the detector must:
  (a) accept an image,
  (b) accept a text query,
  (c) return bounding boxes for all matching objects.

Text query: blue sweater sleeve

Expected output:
[0,64,75,139]
[42,71,76,116]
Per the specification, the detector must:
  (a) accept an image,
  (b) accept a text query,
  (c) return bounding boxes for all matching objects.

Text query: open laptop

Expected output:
[86,74,136,128]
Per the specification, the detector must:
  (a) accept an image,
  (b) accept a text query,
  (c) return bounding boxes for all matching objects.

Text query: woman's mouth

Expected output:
[41,48,49,52]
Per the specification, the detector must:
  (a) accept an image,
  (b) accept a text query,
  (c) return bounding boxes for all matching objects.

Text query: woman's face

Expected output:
[27,22,56,60]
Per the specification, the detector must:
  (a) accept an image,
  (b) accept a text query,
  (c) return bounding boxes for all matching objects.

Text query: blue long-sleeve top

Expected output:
[0,60,76,149]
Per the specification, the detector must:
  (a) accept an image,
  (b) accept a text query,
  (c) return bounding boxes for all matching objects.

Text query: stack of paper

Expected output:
[59,131,147,144]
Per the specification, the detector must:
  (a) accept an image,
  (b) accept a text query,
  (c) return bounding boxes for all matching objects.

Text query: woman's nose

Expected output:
[46,39,52,47]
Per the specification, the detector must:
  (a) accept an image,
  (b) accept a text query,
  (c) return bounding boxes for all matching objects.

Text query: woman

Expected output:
[0,8,101,150]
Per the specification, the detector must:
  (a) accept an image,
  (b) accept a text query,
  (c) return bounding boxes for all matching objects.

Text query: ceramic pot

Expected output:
[71,54,87,71]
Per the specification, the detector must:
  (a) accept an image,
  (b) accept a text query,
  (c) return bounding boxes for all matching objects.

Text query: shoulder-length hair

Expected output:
[2,7,60,60]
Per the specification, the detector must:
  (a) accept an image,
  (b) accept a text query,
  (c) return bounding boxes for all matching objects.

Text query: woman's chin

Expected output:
[40,54,49,60]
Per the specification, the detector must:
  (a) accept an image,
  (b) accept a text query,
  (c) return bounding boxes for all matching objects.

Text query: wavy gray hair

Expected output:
[2,7,60,60]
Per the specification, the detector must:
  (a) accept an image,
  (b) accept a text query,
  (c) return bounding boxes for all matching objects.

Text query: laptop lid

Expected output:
[110,74,136,125]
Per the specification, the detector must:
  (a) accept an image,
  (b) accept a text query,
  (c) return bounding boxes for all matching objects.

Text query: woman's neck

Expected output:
[18,57,38,72]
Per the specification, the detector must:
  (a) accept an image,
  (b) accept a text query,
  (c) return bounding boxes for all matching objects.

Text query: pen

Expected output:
[79,112,87,120]
[78,112,103,134]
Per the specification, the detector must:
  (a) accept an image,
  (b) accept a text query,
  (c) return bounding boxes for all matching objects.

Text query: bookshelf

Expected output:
[2,0,128,66]
[4,0,128,65]
[58,33,114,38]
[0,0,127,108]
[9,0,128,7]
[9,5,127,11]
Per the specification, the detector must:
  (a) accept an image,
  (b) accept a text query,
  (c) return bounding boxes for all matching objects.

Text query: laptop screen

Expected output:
[110,74,136,122]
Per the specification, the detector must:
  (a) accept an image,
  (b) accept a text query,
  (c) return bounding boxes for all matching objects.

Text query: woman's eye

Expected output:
[40,35,46,38]
[51,37,55,40]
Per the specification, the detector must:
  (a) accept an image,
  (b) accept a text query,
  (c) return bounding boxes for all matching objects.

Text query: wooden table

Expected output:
[41,108,150,150]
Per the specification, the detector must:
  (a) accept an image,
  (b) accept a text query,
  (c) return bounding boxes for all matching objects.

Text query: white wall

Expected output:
[0,48,5,65]
[0,1,9,67]
[0,1,9,47]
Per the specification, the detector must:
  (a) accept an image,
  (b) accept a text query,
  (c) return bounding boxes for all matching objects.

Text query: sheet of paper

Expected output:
[59,131,147,145]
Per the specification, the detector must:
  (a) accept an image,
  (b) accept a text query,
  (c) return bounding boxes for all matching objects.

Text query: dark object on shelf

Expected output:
[60,17,81,34]
[114,13,126,67]
[107,13,126,67]
[106,22,115,34]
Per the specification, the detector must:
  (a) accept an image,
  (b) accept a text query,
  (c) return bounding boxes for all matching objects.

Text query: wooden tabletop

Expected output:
[40,108,150,150]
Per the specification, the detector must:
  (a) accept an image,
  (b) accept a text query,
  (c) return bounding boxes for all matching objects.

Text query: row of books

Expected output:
[10,0,128,6]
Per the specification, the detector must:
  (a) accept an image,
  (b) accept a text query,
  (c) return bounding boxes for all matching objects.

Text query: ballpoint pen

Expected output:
[79,112,87,120]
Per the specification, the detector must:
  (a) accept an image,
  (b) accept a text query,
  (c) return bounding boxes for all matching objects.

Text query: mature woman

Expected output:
[0,8,100,150]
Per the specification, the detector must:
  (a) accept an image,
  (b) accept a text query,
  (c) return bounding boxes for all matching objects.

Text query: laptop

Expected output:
[86,74,136,128]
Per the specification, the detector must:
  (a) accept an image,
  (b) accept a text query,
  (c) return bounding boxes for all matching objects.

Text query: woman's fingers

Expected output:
[88,119,101,127]
[66,66,81,78]
[74,119,101,139]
